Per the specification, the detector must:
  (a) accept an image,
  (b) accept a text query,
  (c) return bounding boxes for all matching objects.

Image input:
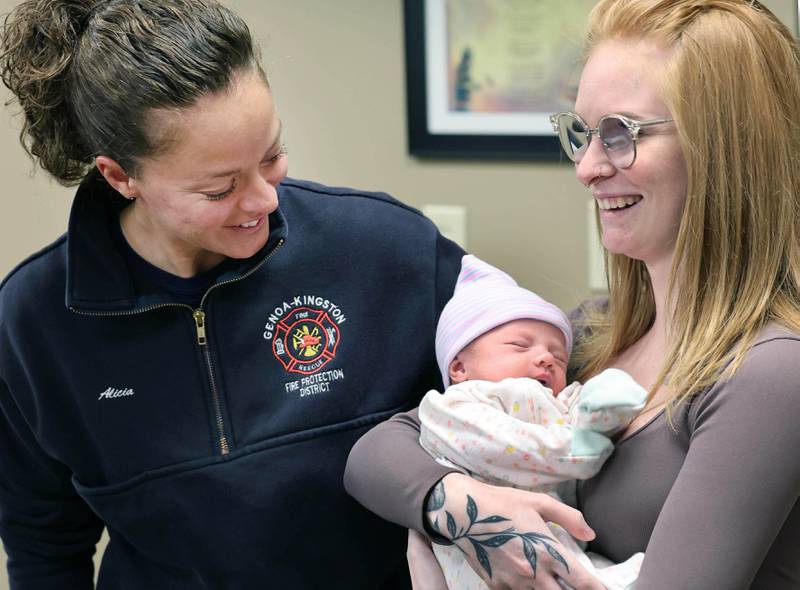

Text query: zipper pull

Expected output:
[193,310,207,346]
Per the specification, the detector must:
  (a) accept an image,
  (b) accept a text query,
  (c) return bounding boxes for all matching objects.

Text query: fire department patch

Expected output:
[273,306,341,375]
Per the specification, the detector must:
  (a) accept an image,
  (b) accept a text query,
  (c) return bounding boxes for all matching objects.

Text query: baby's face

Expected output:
[450,319,568,394]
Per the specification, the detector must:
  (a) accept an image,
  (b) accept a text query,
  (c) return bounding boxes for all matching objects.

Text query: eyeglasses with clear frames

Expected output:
[549,112,673,169]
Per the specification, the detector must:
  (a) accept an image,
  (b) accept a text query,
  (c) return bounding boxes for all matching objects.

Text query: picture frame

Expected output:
[403,0,594,160]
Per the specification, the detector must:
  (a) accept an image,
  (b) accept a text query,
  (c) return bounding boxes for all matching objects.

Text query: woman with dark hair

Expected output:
[0,1,463,587]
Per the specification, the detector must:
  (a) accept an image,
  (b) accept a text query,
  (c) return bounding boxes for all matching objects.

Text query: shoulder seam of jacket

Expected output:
[281,178,429,218]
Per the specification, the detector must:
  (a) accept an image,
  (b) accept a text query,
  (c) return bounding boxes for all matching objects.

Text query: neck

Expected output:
[606,254,678,399]
[120,203,225,278]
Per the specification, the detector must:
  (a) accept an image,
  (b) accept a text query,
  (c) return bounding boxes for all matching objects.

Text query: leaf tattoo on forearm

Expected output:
[425,490,569,580]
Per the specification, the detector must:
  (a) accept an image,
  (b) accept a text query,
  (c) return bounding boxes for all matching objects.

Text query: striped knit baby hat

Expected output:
[435,255,573,387]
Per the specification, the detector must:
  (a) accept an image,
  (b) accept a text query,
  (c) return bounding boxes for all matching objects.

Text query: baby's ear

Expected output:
[448,355,468,384]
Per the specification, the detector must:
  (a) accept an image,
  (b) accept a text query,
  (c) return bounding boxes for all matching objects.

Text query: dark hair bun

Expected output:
[0,1,96,184]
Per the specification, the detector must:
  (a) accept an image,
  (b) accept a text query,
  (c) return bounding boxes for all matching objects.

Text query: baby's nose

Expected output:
[534,349,554,367]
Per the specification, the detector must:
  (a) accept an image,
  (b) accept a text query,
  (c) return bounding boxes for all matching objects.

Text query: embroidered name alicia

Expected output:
[98,387,135,400]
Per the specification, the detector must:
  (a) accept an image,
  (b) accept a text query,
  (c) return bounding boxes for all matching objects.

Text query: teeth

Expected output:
[239,219,258,228]
[597,195,642,210]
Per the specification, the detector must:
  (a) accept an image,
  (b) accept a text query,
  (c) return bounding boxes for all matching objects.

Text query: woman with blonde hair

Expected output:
[346,1,800,588]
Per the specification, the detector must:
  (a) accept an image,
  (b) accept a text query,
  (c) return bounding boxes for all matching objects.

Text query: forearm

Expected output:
[345,404,605,589]
[5,550,96,590]
[344,407,457,531]
[423,473,604,590]
[1,477,103,589]
[0,380,103,590]
[1,485,102,589]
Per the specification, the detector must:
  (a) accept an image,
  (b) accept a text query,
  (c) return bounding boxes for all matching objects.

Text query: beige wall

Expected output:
[0,0,796,587]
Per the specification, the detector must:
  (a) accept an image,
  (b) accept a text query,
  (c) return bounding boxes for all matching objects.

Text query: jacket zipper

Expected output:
[192,309,228,453]
[70,238,285,456]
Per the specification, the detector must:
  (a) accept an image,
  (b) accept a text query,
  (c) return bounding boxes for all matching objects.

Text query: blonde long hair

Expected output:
[572,0,800,412]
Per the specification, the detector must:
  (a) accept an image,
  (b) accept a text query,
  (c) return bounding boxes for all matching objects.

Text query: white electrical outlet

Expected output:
[587,199,607,292]
[422,204,468,249]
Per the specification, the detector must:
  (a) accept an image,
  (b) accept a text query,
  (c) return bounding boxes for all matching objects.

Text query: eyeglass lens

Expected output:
[557,114,635,169]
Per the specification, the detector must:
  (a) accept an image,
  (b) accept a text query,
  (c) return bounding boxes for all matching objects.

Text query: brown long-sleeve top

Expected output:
[344,324,800,589]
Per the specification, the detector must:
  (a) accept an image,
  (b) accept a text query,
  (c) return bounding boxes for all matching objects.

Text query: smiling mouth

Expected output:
[239,219,259,228]
[597,195,643,211]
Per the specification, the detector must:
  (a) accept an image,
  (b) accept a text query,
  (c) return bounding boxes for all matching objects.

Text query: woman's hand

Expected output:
[407,529,449,590]
[425,473,605,590]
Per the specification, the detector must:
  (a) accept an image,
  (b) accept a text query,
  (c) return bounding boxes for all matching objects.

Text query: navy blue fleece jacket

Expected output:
[0,173,463,589]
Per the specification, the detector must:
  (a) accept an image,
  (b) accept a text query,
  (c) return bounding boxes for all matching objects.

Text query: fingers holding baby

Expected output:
[422,474,604,590]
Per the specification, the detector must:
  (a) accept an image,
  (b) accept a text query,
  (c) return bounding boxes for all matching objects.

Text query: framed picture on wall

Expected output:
[403,0,595,159]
